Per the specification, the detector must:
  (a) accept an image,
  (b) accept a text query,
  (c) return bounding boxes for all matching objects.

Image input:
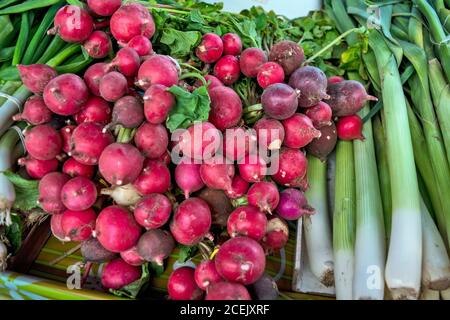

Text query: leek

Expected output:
[441,288,450,300]
[420,288,440,300]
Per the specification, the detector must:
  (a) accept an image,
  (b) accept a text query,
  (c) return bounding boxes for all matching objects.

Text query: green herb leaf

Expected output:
[178,245,198,263]
[109,263,150,299]
[160,28,201,57]
[148,262,165,277]
[4,171,40,211]
[5,213,22,254]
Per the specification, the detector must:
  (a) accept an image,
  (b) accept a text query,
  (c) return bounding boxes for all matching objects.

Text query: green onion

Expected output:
[12,12,30,66]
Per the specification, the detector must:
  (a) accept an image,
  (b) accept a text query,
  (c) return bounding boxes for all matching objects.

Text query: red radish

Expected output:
[223,127,257,161]
[238,154,267,183]
[195,33,223,63]
[60,125,75,154]
[109,47,140,76]
[125,35,153,56]
[81,238,118,263]
[99,143,144,186]
[110,95,144,128]
[273,148,308,186]
[226,175,249,199]
[70,122,113,165]
[213,55,240,85]
[222,33,242,56]
[208,86,243,131]
[17,64,57,95]
[61,208,96,241]
[101,258,141,289]
[137,229,175,265]
[326,80,378,116]
[200,159,235,192]
[83,31,112,59]
[175,162,204,199]
[177,122,221,161]
[50,214,68,242]
[215,236,266,285]
[136,55,179,90]
[61,177,97,211]
[43,74,89,116]
[227,205,268,240]
[133,194,172,229]
[170,197,212,246]
[197,75,224,92]
[49,5,94,43]
[240,48,268,78]
[336,115,365,140]
[19,157,58,179]
[305,101,333,128]
[99,71,128,102]
[328,75,344,85]
[101,184,141,207]
[84,63,109,96]
[157,150,171,166]
[143,84,175,124]
[38,172,69,214]
[87,0,121,17]
[306,122,337,161]
[194,260,222,290]
[247,182,280,213]
[261,83,299,120]
[261,216,289,251]
[168,267,203,300]
[133,160,171,195]
[110,3,155,42]
[276,188,315,220]
[120,246,145,266]
[13,96,52,125]
[95,205,142,252]
[25,124,62,160]
[134,123,168,158]
[62,158,94,179]
[289,66,329,108]
[269,40,305,75]
[257,62,285,89]
[253,117,285,150]
[205,281,251,300]
[282,113,321,148]
[74,96,111,125]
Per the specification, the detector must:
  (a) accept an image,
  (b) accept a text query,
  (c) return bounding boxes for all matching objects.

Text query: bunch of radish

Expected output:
[14,1,375,300]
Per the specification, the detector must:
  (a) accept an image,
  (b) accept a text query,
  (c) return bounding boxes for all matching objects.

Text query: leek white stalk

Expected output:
[441,288,450,300]
[420,288,440,300]
[304,155,334,287]
[0,86,30,137]
[326,150,336,222]
[0,240,8,271]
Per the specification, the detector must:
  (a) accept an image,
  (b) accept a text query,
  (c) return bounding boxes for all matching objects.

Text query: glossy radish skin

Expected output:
[247,182,280,213]
[223,127,257,161]
[253,117,285,150]
[17,64,57,95]
[60,125,75,154]
[125,35,153,56]
[213,55,240,85]
[74,96,111,125]
[327,75,345,85]
[157,150,171,166]
[170,198,212,246]
[261,83,299,120]
[120,246,145,266]
[61,177,97,211]
[208,86,243,131]
[272,148,308,187]
[227,205,268,240]
[99,71,128,102]
[177,122,221,161]
[200,159,235,192]
[61,208,97,241]
[19,157,58,179]
[110,3,155,42]
[175,163,204,199]
[240,48,267,78]
[50,214,68,242]
[222,33,242,56]
[110,47,140,76]
[81,238,117,263]
[282,113,321,148]
[43,74,89,116]
[25,124,62,161]
[70,122,114,165]
[49,5,94,43]
[269,40,305,75]
[84,63,109,96]
[62,158,95,178]
[226,175,249,199]
[215,236,266,285]
[195,33,223,63]
[134,123,168,158]
[133,194,172,229]
[133,160,171,195]
[137,229,175,265]
[168,267,203,300]
[261,216,289,251]
[13,96,52,125]
[306,123,337,161]
[99,143,144,186]
[95,205,142,252]
[194,260,222,290]
[206,281,251,300]
[111,95,144,128]
[257,62,285,89]
[83,31,112,59]
[39,172,69,214]
[136,55,179,90]
[238,154,267,183]
[305,101,333,128]
[276,188,315,220]
[101,258,141,290]
[336,115,365,140]
[87,0,121,16]
[289,66,329,108]
[143,84,175,124]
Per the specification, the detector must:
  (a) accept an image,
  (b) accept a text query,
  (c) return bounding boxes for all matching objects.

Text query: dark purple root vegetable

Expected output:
[81,237,118,263]
[110,95,144,129]
[305,123,337,161]
[288,66,329,108]
[250,273,279,300]
[269,40,305,75]
[261,83,299,120]
[137,229,175,265]
[198,188,233,227]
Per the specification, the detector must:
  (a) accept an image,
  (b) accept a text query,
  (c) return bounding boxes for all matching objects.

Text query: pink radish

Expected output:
[25,124,62,160]
[134,123,168,158]
[136,55,179,90]
[43,74,89,116]
[109,47,140,76]
[125,35,153,56]
[70,122,113,165]
[196,75,224,92]
[289,66,329,108]
[49,5,94,43]
[269,40,305,75]
[208,86,243,131]
[60,125,75,154]
[253,117,285,150]
[136,229,175,265]
[74,96,111,125]
[168,267,203,300]
[99,143,144,186]
[143,84,175,124]
[272,148,308,186]
[120,246,145,266]
[133,159,171,195]
[327,80,378,116]
[261,83,299,120]
[276,188,315,220]
[170,197,211,246]
[247,181,280,213]
[200,159,235,192]
[175,162,204,199]
[62,158,94,178]
[304,101,333,128]
[99,71,128,102]
[205,281,251,300]
[177,121,221,161]
[61,208,96,241]
[157,150,171,166]
[328,75,345,85]
[19,157,58,179]
[17,64,57,95]
[215,236,266,285]
[213,55,240,85]
[240,48,267,78]
[282,113,321,148]
[83,31,112,59]
[222,33,242,56]
[133,194,172,229]
[84,62,109,96]
[194,260,222,290]
[257,62,285,89]
[50,213,68,242]
[238,154,267,183]
[81,238,118,263]
[38,172,69,214]
[110,3,155,42]
[110,95,144,128]
[223,127,257,161]
[227,205,268,240]
[101,258,141,289]
[13,95,52,125]
[87,0,121,17]
[226,175,249,199]
[195,33,223,63]
[61,176,97,211]
[262,216,289,251]
[336,115,365,140]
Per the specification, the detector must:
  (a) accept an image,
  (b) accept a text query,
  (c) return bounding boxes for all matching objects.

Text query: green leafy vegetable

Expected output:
[177,244,198,263]
[160,28,201,57]
[109,264,151,299]
[148,262,165,277]
[4,171,40,212]
[5,214,22,254]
